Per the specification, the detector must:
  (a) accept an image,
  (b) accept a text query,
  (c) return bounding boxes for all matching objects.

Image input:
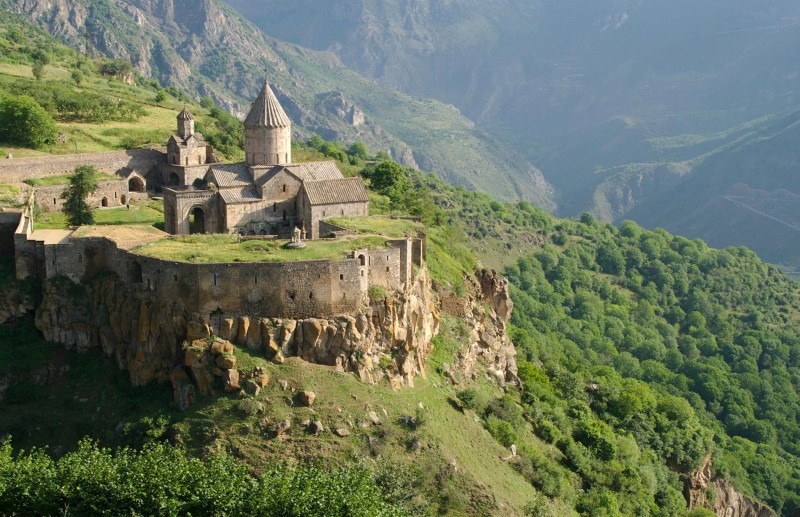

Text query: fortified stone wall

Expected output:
[303,202,368,239]
[0,212,21,255]
[0,149,164,183]
[36,180,129,213]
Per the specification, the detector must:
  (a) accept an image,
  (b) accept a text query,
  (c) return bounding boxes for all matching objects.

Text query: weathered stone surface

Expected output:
[685,456,775,517]
[278,379,288,391]
[334,427,350,437]
[224,369,240,392]
[184,345,206,367]
[298,390,316,407]
[243,379,261,397]
[252,367,269,388]
[215,353,237,370]
[186,319,210,342]
[169,367,195,411]
[275,419,291,438]
[368,411,382,426]
[309,420,324,435]
[210,338,234,356]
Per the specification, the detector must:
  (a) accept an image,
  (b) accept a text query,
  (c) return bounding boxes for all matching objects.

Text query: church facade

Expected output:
[162,81,369,239]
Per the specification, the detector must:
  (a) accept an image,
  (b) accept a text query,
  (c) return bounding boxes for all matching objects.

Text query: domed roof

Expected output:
[177,107,194,121]
[244,80,291,129]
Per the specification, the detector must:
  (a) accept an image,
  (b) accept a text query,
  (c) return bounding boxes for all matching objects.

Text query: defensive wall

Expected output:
[36,179,130,213]
[0,149,165,183]
[12,202,425,321]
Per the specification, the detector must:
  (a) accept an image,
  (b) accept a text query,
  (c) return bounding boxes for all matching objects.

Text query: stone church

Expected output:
[163,81,369,239]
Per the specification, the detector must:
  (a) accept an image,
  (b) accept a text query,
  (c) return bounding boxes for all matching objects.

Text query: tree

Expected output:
[61,165,99,226]
[31,61,45,81]
[367,161,409,196]
[71,69,84,85]
[154,90,166,103]
[347,141,369,160]
[0,94,58,148]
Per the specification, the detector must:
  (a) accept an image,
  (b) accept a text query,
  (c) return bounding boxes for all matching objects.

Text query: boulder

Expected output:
[215,353,237,370]
[252,367,269,388]
[184,345,207,367]
[243,379,261,397]
[169,367,195,411]
[309,420,324,435]
[298,390,316,407]
[334,427,350,437]
[224,369,240,392]
[278,379,288,391]
[275,419,291,438]
[211,339,234,356]
[186,319,210,342]
[368,411,382,426]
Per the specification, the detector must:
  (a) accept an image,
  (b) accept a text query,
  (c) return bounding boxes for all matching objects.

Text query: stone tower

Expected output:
[177,107,194,138]
[244,80,292,166]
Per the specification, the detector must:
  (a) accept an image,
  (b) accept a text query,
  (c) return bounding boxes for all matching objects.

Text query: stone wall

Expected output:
[304,202,368,239]
[0,149,164,183]
[36,180,129,213]
[0,212,21,255]
[245,126,291,166]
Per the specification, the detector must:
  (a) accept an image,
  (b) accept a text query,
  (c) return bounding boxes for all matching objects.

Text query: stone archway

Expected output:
[101,197,108,207]
[128,176,145,192]
[189,206,206,234]
[168,172,180,186]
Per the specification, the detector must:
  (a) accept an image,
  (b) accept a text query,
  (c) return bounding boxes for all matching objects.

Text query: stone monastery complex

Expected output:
[5,80,424,321]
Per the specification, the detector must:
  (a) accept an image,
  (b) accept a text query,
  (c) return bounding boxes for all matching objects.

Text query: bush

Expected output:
[0,93,57,148]
[456,388,478,410]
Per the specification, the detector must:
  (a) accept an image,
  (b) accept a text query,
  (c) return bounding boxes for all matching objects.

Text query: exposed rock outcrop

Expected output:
[684,456,775,517]
[438,269,518,385]
[34,268,439,392]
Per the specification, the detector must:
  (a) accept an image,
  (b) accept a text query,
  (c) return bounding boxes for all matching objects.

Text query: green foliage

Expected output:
[0,440,410,515]
[0,93,57,148]
[505,216,800,514]
[61,165,99,226]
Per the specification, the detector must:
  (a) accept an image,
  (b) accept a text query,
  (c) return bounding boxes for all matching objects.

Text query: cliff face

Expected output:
[439,269,518,386]
[685,456,776,517]
[33,269,440,390]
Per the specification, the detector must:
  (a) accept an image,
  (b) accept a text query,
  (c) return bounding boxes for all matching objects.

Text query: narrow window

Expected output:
[254,276,258,285]
[282,184,286,193]
[309,292,314,300]
[361,270,364,277]
[213,273,217,286]
[78,254,82,263]
[283,210,287,221]
[340,274,344,280]
[53,198,56,205]
[174,274,178,282]
[273,203,276,212]
[114,192,118,199]
[341,210,344,216]
[323,210,326,217]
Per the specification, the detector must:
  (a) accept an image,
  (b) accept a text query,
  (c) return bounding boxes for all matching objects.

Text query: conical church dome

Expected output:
[244,81,291,129]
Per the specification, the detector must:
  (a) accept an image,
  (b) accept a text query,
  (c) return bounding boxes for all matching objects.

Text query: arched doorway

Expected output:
[128,176,144,192]
[189,206,205,234]
[168,172,180,186]
[120,194,127,205]
[101,197,108,207]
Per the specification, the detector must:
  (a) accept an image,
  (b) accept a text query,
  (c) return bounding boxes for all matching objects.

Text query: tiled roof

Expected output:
[284,161,343,182]
[177,108,194,121]
[303,177,369,206]
[219,187,261,205]
[207,164,252,188]
[244,81,291,129]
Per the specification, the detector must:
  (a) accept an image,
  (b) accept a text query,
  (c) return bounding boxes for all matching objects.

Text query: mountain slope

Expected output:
[2,0,553,207]
[226,0,800,231]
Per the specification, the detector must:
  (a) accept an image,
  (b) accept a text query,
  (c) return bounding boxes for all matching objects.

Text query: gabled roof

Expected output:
[303,177,369,206]
[207,164,252,188]
[244,81,291,129]
[177,108,194,121]
[219,187,261,205]
[284,161,343,182]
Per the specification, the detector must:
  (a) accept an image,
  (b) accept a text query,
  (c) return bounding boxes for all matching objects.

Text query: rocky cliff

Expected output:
[33,268,440,394]
[684,456,776,517]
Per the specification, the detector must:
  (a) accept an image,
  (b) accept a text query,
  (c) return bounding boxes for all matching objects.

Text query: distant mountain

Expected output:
[624,110,800,266]
[226,0,800,264]
[2,0,554,207]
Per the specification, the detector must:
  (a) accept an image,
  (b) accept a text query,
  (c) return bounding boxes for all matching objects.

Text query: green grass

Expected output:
[326,216,423,238]
[35,200,165,229]
[23,172,118,187]
[133,234,389,263]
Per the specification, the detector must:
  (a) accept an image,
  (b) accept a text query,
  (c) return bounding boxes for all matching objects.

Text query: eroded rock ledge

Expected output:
[684,455,775,517]
[34,268,440,392]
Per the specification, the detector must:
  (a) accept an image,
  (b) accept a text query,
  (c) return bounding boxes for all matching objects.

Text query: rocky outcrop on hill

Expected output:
[33,268,439,393]
[439,269,518,385]
[684,456,775,517]
[0,282,36,326]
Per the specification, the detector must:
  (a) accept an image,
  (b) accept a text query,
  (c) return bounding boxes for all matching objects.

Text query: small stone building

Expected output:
[163,81,369,238]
